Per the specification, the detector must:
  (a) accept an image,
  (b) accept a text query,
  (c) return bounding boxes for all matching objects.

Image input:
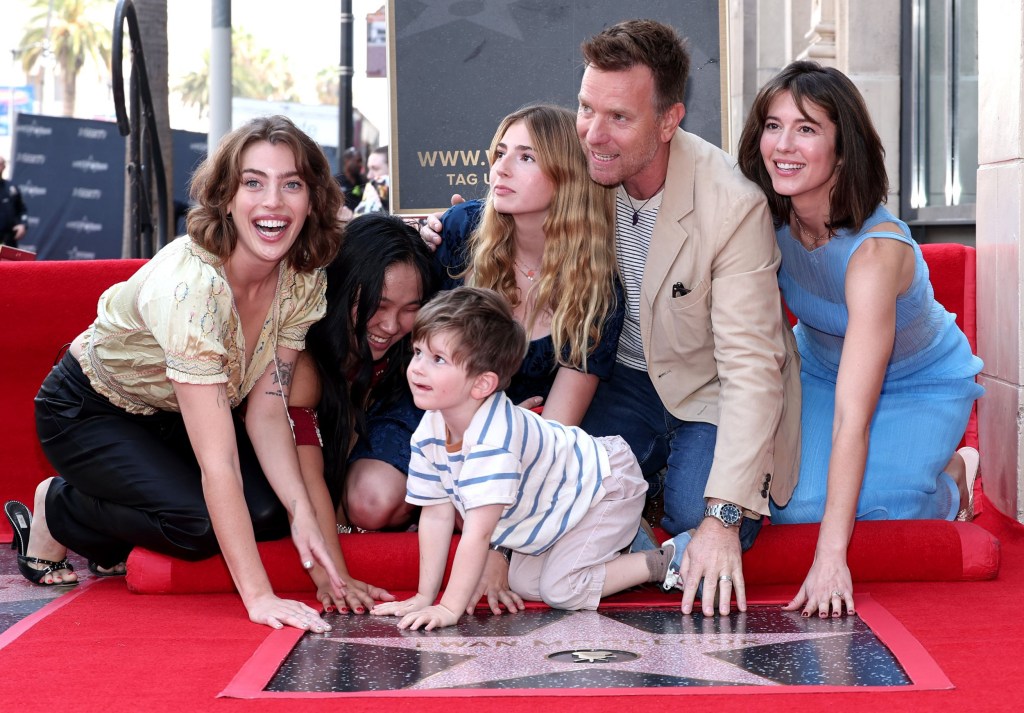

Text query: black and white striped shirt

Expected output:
[614,186,664,371]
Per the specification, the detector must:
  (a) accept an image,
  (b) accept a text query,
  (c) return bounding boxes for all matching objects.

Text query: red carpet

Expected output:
[0,496,1021,713]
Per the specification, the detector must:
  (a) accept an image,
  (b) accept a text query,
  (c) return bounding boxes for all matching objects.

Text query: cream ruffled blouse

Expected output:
[78,236,326,415]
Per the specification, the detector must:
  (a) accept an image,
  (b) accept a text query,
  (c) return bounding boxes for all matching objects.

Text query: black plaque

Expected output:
[388,0,725,215]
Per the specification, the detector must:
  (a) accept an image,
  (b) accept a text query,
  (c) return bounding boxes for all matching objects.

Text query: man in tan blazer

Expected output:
[576,19,800,617]
[419,19,799,618]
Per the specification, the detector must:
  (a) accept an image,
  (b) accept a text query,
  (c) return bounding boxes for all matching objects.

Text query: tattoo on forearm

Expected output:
[266,356,294,398]
[275,357,294,388]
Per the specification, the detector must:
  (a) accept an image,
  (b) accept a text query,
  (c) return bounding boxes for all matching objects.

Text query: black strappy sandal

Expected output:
[4,500,78,587]
[88,560,126,577]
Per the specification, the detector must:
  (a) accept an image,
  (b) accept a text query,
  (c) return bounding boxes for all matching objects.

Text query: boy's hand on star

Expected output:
[398,604,461,631]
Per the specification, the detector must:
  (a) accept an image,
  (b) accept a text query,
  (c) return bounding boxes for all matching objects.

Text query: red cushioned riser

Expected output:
[0,260,147,540]
[126,519,999,595]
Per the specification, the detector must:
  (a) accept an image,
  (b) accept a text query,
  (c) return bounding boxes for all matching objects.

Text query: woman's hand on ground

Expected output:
[246,592,331,632]
[783,555,856,618]
[318,576,396,614]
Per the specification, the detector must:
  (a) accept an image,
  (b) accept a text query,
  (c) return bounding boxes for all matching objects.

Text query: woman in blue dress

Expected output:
[737,61,983,619]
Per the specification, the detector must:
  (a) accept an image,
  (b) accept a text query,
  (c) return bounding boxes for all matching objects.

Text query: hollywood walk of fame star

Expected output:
[318,608,854,691]
[397,0,525,41]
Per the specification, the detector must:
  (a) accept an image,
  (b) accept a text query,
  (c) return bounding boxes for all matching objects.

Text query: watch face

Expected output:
[721,503,742,525]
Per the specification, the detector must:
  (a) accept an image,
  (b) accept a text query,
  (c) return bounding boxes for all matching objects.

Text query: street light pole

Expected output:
[209,0,232,150]
[338,0,353,157]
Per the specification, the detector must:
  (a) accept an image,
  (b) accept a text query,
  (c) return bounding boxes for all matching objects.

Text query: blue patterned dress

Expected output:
[769,205,983,523]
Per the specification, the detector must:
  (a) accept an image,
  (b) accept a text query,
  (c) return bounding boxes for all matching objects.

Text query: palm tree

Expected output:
[18,0,113,117]
[316,66,340,106]
[175,28,300,118]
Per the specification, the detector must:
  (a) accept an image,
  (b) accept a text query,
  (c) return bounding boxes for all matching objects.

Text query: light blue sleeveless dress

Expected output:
[769,205,984,523]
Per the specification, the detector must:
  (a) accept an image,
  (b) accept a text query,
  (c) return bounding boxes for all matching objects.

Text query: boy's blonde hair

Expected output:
[412,288,526,392]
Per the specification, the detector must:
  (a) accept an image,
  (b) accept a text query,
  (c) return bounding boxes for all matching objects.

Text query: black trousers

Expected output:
[34,352,290,568]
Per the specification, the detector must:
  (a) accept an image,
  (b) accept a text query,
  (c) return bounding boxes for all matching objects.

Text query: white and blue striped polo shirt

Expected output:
[406,391,608,555]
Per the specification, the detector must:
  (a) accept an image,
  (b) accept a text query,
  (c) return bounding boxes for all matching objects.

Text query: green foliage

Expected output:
[173,27,300,117]
[316,65,340,106]
[18,0,114,116]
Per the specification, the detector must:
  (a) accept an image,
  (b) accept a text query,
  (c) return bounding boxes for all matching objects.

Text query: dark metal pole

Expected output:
[338,0,353,155]
[210,0,232,150]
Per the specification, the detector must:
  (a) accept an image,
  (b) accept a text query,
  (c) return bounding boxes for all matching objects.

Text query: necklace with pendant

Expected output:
[624,184,665,226]
[794,213,830,246]
[514,259,539,282]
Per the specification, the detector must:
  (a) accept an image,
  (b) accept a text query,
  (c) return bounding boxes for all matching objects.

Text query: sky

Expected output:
[1,1,388,152]
[167,0,349,103]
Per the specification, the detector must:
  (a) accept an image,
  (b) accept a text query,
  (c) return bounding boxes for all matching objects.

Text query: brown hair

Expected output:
[412,287,526,392]
[581,18,690,114]
[186,115,342,271]
[736,60,888,232]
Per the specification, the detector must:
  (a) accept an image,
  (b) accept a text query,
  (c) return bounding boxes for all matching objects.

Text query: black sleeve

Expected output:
[13,186,27,227]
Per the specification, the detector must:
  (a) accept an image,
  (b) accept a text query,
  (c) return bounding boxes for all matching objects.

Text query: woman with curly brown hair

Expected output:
[5,116,348,633]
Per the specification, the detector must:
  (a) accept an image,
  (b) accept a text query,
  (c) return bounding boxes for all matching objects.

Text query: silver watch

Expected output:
[704,502,743,528]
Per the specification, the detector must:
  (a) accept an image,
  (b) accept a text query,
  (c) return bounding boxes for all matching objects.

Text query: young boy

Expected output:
[371,287,693,631]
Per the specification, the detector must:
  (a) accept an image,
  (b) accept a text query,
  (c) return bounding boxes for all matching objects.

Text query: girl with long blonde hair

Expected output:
[436,103,622,426]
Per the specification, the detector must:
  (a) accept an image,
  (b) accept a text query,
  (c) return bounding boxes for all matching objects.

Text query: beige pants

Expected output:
[508,435,647,610]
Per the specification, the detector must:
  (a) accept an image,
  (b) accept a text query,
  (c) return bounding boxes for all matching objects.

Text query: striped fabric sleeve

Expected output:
[457,445,521,510]
[405,437,452,506]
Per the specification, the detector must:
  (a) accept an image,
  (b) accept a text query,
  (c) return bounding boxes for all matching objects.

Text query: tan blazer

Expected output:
[639,129,800,515]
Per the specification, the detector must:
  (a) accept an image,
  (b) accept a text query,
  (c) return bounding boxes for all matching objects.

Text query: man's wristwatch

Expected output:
[704,502,743,528]
[490,544,512,563]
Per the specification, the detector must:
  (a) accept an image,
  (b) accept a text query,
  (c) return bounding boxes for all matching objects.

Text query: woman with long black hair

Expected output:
[288,213,438,610]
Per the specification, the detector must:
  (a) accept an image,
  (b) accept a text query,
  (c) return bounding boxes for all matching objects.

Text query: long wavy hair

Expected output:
[187,115,342,272]
[464,104,616,371]
[304,213,438,502]
[736,60,888,233]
